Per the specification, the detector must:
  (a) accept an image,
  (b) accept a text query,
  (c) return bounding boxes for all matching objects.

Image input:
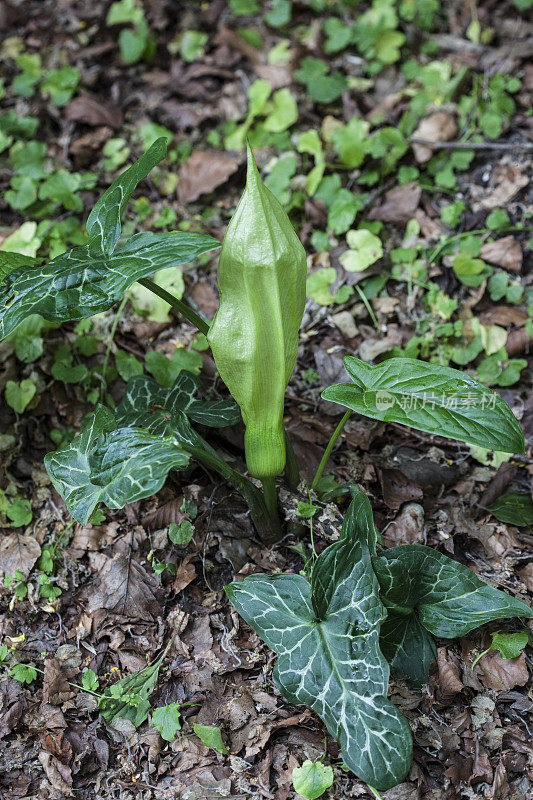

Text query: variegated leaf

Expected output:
[374,545,533,685]
[226,488,412,791]
[44,405,189,524]
[86,137,167,255]
[0,231,219,340]
[115,373,240,435]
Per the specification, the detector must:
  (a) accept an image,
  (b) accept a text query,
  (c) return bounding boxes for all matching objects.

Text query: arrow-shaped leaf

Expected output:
[226,488,412,791]
[0,231,219,340]
[86,137,166,255]
[115,372,240,435]
[44,405,190,524]
[322,357,525,454]
[374,544,533,685]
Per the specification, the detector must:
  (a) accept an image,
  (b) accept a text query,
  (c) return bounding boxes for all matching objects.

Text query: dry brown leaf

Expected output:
[437,647,464,698]
[379,467,424,510]
[174,554,197,593]
[85,553,162,619]
[481,165,529,209]
[480,236,523,272]
[412,111,458,163]
[38,752,73,795]
[479,652,529,691]
[42,658,73,705]
[518,562,533,592]
[0,532,41,580]
[177,150,241,203]
[383,503,425,546]
[65,95,123,128]
[368,182,421,224]
[478,306,528,327]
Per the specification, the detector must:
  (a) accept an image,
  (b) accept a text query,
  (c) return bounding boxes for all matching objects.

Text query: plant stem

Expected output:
[367,786,384,800]
[189,444,281,543]
[355,284,380,332]
[260,476,280,532]
[284,429,301,491]
[137,277,211,336]
[311,410,352,492]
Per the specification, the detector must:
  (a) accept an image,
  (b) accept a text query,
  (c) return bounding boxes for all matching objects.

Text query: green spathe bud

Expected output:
[208,144,306,478]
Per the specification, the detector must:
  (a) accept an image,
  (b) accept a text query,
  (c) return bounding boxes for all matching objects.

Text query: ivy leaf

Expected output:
[5,379,36,414]
[322,357,525,454]
[0,138,220,340]
[488,630,529,659]
[486,492,533,526]
[226,488,412,791]
[373,545,533,685]
[193,723,228,755]
[292,760,334,799]
[339,229,383,272]
[152,702,182,741]
[44,405,190,524]
[116,373,240,434]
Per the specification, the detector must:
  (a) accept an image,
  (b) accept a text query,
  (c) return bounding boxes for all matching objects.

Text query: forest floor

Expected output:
[0,1,532,799]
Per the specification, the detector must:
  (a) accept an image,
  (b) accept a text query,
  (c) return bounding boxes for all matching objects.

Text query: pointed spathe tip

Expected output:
[245,139,261,187]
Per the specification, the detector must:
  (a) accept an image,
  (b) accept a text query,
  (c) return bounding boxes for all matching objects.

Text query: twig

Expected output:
[410,137,533,152]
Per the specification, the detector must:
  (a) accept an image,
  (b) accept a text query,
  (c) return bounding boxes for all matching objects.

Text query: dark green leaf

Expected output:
[226,488,412,791]
[44,405,189,524]
[322,357,525,453]
[0,251,41,280]
[86,138,166,255]
[0,231,219,340]
[116,373,240,434]
[379,613,437,687]
[486,492,533,526]
[375,545,533,637]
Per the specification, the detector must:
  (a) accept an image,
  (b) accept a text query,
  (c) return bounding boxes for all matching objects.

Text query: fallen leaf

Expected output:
[479,652,529,691]
[368,182,421,224]
[480,236,522,272]
[412,111,457,163]
[65,95,123,128]
[85,553,162,619]
[174,554,197,593]
[38,752,73,795]
[0,532,41,580]
[478,306,528,327]
[436,647,464,699]
[481,165,529,210]
[177,150,241,203]
[518,562,533,592]
[42,658,73,705]
[383,503,425,546]
[379,467,424,510]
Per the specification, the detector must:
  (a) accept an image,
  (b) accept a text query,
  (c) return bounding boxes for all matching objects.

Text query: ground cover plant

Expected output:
[1,139,532,794]
[1,2,532,799]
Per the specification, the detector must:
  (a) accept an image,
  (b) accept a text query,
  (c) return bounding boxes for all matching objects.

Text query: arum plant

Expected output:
[1,142,531,791]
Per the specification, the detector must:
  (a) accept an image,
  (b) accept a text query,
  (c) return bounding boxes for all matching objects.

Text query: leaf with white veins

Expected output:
[44,405,189,524]
[226,488,412,791]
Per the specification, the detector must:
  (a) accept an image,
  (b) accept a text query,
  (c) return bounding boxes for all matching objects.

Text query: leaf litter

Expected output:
[0,1,532,799]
